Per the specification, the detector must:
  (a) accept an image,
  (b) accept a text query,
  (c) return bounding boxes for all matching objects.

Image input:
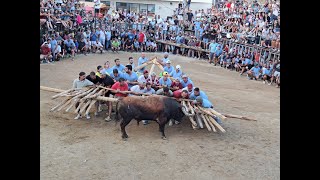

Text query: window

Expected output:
[101,1,110,6]
[115,3,155,16]
[130,3,140,13]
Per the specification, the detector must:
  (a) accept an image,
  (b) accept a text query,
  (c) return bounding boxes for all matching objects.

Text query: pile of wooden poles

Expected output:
[41,86,118,115]
[180,100,227,133]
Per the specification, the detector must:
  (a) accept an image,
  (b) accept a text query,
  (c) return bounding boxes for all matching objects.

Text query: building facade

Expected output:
[81,0,212,19]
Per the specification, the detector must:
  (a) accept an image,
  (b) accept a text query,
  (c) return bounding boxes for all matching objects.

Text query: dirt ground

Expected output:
[40,52,280,180]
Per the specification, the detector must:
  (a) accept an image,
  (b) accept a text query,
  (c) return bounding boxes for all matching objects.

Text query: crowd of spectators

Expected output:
[40,0,279,87]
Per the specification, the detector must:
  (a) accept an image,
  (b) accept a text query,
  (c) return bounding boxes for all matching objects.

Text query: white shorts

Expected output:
[178,15,183,21]
[274,71,280,77]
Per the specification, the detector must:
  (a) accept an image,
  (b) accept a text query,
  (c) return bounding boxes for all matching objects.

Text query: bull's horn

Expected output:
[182,106,194,117]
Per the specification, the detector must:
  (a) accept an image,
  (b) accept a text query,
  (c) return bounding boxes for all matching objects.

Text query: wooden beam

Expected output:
[207,115,226,133]
[222,113,257,121]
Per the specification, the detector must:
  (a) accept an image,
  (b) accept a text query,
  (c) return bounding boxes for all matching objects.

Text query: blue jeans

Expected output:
[105,40,111,50]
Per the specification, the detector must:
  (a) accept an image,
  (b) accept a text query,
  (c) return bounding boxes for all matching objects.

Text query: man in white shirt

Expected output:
[92,39,104,53]
[130,82,146,96]
[73,72,94,120]
[54,41,63,60]
[138,70,150,84]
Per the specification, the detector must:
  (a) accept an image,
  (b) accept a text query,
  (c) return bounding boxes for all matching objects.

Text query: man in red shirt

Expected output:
[138,30,146,51]
[111,77,129,98]
[40,42,52,63]
[173,89,189,99]
[170,78,183,91]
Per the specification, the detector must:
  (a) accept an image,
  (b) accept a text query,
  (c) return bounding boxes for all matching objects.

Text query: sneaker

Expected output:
[268,82,272,86]
[85,114,91,119]
[94,112,99,116]
[175,120,180,125]
[105,116,111,122]
[168,120,173,126]
[74,114,82,120]
[263,80,266,84]
[142,120,148,125]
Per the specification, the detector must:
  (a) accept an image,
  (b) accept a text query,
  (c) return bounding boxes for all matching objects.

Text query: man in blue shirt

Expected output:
[159,52,170,66]
[64,37,76,60]
[127,57,135,70]
[123,64,138,89]
[240,56,252,76]
[262,64,272,84]
[105,29,112,50]
[163,60,174,74]
[180,74,194,88]
[209,40,218,63]
[50,35,58,61]
[170,65,183,80]
[137,53,148,73]
[248,63,261,80]
[193,96,222,124]
[110,69,124,82]
[102,61,113,75]
[112,58,126,72]
[190,87,209,100]
[213,45,223,65]
[158,72,172,88]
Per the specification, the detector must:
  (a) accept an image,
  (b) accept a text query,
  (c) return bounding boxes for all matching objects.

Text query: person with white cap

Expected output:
[180,74,194,88]
[163,60,174,74]
[170,65,183,79]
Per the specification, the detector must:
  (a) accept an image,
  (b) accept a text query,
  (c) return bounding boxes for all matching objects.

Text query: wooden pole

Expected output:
[96,96,119,102]
[41,86,65,93]
[205,115,217,132]
[222,113,257,121]
[79,100,92,114]
[85,100,97,115]
[57,98,73,111]
[50,97,71,112]
[149,63,156,74]
[51,89,74,99]
[207,115,226,133]
[200,113,212,131]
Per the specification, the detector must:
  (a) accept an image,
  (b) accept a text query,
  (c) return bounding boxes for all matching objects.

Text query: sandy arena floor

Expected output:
[40,52,280,180]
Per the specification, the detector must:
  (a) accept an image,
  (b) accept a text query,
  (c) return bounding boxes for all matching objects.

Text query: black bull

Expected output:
[115,95,193,140]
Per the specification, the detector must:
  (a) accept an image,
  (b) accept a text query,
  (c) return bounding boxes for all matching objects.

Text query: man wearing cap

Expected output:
[146,72,160,90]
[130,82,146,96]
[170,77,183,91]
[73,72,95,120]
[112,58,126,73]
[180,74,194,88]
[170,65,183,79]
[158,72,172,88]
[193,96,222,124]
[138,70,150,84]
[190,87,209,100]
[123,64,138,89]
[137,53,148,73]
[182,84,195,96]
[173,89,189,99]
[163,60,174,74]
[247,63,262,80]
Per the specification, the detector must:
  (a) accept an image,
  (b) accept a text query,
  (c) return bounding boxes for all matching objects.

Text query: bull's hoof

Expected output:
[122,137,128,141]
[161,136,167,140]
